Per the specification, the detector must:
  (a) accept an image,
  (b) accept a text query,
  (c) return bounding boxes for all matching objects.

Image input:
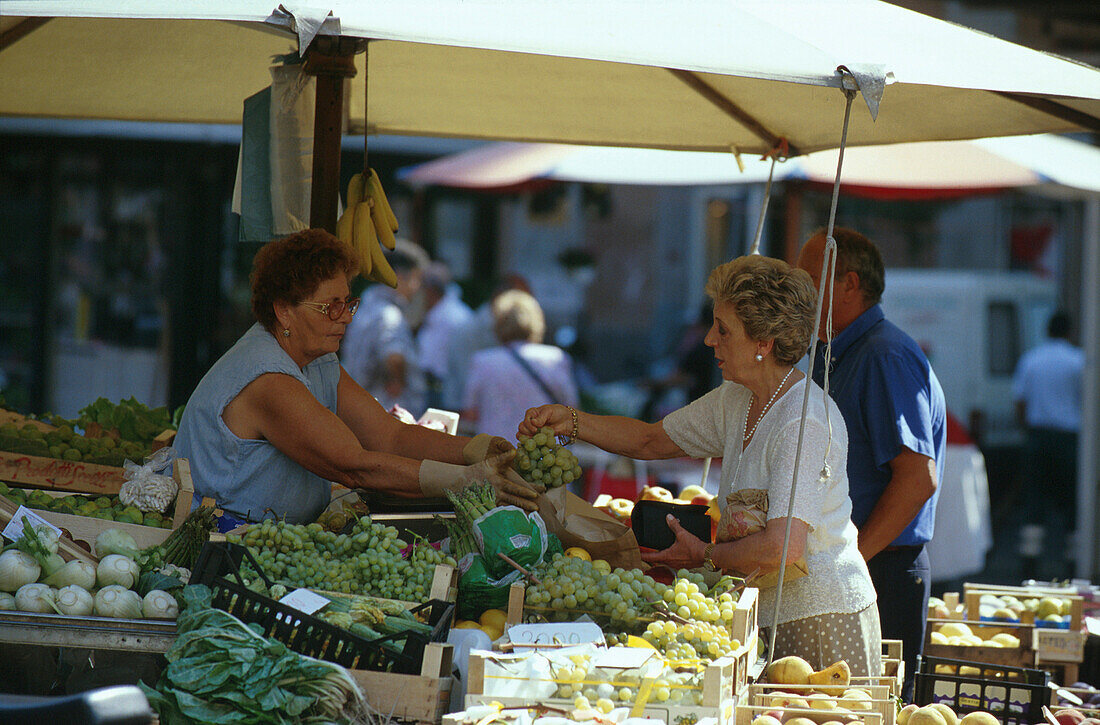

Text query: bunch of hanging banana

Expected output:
[336,169,399,287]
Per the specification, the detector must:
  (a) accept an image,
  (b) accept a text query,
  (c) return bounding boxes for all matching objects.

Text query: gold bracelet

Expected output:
[556,406,579,446]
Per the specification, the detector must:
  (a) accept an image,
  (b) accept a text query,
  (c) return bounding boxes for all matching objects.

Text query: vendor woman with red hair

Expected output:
[174,229,541,527]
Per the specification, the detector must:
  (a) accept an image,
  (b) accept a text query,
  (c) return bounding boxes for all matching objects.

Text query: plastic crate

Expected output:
[915,655,1050,725]
[192,541,454,674]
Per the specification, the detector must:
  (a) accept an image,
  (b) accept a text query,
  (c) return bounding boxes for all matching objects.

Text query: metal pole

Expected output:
[1077,196,1099,578]
[764,81,856,672]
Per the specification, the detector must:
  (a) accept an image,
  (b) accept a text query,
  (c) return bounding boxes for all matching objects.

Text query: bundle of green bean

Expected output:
[439,482,497,558]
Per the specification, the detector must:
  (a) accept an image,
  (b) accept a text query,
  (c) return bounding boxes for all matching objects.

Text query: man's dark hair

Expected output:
[1048,310,1072,339]
[814,226,886,306]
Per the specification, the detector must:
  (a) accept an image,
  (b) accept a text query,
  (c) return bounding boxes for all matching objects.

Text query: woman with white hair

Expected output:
[462,290,579,442]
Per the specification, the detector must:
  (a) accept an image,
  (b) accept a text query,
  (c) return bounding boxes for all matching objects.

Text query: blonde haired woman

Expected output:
[463,290,579,442]
[520,255,880,674]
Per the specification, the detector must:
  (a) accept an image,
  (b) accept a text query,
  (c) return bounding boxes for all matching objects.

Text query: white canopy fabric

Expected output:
[2,0,1100,156]
[398,134,1100,196]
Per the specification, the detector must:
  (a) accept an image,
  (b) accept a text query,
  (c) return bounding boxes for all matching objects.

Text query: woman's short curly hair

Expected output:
[492,290,546,344]
[705,255,817,366]
[250,229,360,331]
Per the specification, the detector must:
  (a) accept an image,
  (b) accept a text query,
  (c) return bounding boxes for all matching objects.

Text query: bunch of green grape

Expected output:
[638,616,742,661]
[524,553,715,628]
[228,515,456,602]
[658,576,740,625]
[514,426,583,489]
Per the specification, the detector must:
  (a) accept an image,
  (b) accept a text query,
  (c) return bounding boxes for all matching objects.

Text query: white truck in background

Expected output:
[880,269,1059,450]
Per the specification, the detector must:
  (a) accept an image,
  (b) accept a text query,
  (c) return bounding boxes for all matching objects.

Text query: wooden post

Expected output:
[303,36,359,233]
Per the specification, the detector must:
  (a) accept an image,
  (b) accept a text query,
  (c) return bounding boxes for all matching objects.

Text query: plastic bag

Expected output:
[119,446,179,514]
[472,506,552,579]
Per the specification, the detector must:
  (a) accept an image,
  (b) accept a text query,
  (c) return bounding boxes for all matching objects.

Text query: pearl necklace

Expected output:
[742,366,795,443]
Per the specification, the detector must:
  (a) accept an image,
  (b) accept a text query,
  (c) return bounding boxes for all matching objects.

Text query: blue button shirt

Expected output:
[811,305,946,546]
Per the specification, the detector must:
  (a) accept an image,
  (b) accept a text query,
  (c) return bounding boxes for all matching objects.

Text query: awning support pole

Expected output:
[765,77,857,672]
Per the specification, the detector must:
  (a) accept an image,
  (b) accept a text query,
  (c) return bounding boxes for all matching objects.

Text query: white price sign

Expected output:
[278,588,331,616]
[2,505,63,543]
[507,622,604,650]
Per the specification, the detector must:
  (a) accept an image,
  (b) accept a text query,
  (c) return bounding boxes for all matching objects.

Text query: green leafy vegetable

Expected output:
[140,585,376,724]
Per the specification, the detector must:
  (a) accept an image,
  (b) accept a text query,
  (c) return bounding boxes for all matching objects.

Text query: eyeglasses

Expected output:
[299,297,360,321]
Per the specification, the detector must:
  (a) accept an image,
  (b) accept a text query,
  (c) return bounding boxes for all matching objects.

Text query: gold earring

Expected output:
[282,329,290,338]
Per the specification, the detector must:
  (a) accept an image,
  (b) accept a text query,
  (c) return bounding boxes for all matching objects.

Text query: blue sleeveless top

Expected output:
[174,323,340,523]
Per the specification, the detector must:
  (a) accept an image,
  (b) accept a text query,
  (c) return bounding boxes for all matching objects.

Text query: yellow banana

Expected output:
[347,172,365,208]
[336,204,355,246]
[370,201,396,252]
[367,228,398,288]
[353,201,375,277]
[367,168,399,234]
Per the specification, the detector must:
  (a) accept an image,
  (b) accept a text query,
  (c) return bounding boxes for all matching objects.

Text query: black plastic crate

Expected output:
[192,542,454,674]
[915,655,1051,725]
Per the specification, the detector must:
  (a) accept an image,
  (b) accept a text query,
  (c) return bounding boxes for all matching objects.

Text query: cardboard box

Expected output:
[467,647,740,725]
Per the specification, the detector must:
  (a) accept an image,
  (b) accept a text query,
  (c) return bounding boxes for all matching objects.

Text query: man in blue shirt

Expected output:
[797,227,946,701]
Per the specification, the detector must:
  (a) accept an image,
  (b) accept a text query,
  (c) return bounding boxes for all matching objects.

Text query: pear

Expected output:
[807,661,851,688]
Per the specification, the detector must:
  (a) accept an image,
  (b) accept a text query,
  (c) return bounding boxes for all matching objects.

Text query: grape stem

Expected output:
[497,552,543,587]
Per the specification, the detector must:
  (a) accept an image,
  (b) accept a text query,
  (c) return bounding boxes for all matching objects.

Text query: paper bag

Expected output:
[536,488,644,570]
[719,488,808,588]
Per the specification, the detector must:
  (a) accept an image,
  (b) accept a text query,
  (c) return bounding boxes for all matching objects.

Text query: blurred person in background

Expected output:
[417,261,473,411]
[1012,310,1084,579]
[445,273,532,416]
[341,239,429,417]
[641,300,722,420]
[463,289,579,442]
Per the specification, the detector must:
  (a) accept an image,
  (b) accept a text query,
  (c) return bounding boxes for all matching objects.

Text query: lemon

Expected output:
[591,559,612,574]
[481,625,503,641]
[480,608,508,630]
[454,619,481,630]
[564,547,592,561]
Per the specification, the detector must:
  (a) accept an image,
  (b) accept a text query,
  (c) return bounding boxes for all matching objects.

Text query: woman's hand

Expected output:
[518,404,572,439]
[641,514,708,569]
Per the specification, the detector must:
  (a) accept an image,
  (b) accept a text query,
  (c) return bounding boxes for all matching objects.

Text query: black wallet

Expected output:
[630,500,711,550]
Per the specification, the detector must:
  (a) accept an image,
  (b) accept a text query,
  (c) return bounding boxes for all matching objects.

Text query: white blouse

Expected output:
[662,377,876,627]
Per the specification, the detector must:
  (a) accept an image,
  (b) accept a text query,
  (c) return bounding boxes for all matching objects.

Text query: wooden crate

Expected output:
[0,450,127,494]
[1033,628,1086,664]
[963,585,1083,630]
[350,642,454,725]
[1,458,194,553]
[0,491,97,565]
[467,648,740,725]
[925,618,1035,668]
[744,683,895,725]
[0,410,53,433]
[735,703,884,725]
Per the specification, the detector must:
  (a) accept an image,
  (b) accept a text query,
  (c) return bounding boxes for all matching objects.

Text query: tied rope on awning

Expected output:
[747,138,790,256]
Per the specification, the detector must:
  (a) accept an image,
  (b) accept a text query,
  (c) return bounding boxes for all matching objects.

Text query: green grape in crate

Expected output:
[514,426,582,489]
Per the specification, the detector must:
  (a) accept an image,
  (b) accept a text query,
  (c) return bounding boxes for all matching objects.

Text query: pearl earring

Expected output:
[282,329,290,338]
[754,353,763,362]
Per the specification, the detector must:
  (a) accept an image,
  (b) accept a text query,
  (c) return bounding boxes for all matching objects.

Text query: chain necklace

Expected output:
[742,366,796,443]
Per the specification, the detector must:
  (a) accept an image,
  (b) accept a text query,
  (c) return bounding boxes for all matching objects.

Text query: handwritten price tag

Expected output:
[2,505,63,543]
[507,622,604,650]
